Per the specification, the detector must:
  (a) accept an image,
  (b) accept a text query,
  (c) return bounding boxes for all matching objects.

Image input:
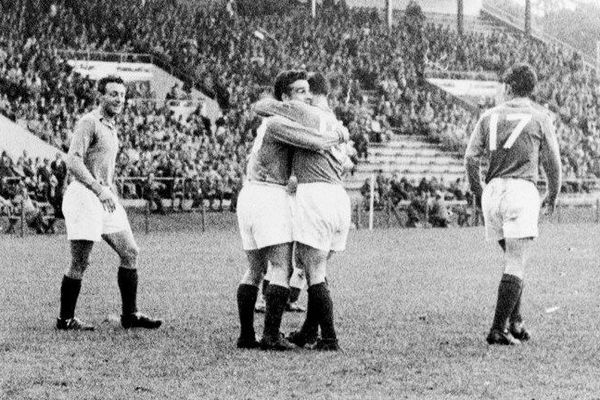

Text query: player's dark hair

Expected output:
[308,72,329,96]
[503,63,537,97]
[273,70,307,101]
[97,75,125,94]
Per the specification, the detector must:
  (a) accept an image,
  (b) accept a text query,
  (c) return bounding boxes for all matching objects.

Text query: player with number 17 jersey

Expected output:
[465,97,560,241]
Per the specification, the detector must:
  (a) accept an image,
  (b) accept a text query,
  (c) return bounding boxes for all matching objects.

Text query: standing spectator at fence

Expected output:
[51,152,67,188]
[143,172,166,214]
[12,184,52,234]
[51,153,67,218]
[428,191,449,228]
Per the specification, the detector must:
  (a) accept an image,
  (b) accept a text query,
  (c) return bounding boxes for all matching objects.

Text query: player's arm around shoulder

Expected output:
[252,98,313,124]
[539,113,562,215]
[263,115,347,152]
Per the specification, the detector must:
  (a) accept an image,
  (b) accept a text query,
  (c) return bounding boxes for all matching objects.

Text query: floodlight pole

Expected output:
[369,174,375,231]
[525,0,531,37]
[311,0,316,19]
[386,0,393,29]
[457,0,463,37]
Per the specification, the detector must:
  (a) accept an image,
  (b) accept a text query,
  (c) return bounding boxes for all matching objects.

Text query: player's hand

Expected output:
[97,186,116,213]
[542,199,557,216]
[335,124,349,143]
[286,176,298,195]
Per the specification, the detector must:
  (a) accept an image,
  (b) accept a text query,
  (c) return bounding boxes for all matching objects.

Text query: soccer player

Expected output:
[57,75,162,331]
[464,63,561,345]
[255,72,352,351]
[236,70,348,350]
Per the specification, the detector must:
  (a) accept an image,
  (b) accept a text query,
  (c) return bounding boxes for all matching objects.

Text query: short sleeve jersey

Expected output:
[68,108,119,186]
[465,98,555,184]
[245,118,293,186]
[292,105,346,185]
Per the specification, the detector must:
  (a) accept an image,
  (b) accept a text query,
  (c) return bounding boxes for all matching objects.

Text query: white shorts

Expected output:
[482,178,541,241]
[62,181,131,242]
[236,181,293,251]
[292,183,351,252]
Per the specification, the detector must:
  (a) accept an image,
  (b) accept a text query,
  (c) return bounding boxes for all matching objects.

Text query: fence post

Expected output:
[368,174,375,231]
[425,194,430,228]
[201,202,206,232]
[20,197,24,238]
[145,200,150,235]
[171,185,176,212]
[182,179,188,211]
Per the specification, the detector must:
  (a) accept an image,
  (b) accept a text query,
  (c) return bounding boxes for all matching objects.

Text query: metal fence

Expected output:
[3,176,600,236]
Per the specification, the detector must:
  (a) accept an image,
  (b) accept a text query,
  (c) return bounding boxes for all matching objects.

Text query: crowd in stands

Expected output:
[2,0,600,229]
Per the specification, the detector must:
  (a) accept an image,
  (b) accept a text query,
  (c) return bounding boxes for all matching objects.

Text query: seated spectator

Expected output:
[428,191,449,228]
[11,184,53,234]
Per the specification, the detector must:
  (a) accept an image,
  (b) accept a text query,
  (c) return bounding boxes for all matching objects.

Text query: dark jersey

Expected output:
[465,98,556,184]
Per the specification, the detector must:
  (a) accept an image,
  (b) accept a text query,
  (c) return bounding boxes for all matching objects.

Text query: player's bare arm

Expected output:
[263,115,348,151]
[254,98,349,143]
[539,117,562,216]
[464,117,486,207]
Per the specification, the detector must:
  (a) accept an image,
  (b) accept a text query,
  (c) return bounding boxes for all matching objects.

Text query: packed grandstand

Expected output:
[0,0,598,229]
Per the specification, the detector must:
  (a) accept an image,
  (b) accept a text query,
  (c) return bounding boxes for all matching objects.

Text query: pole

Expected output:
[311,0,316,19]
[596,198,599,224]
[356,202,361,230]
[457,0,464,37]
[145,200,150,235]
[386,0,392,29]
[201,202,206,232]
[369,174,375,231]
[20,197,24,238]
[525,0,531,37]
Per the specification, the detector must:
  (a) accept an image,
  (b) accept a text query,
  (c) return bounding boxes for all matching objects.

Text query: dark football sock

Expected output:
[118,268,138,316]
[262,279,270,298]
[309,282,336,341]
[263,284,289,339]
[300,290,318,339]
[510,282,524,325]
[288,286,301,304]
[237,284,259,340]
[491,274,523,332]
[59,275,82,320]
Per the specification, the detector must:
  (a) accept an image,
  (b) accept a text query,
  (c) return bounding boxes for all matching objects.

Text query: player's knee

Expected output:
[240,268,263,286]
[503,262,524,279]
[121,245,139,268]
[307,264,326,286]
[67,260,89,280]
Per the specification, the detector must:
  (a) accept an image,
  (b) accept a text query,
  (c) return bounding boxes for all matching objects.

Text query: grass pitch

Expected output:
[2,216,600,399]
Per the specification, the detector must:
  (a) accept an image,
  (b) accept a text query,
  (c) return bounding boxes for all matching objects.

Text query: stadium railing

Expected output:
[3,175,600,235]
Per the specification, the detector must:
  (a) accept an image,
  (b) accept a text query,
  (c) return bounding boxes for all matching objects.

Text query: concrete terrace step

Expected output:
[355,163,465,174]
[368,147,460,158]
[344,173,465,191]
